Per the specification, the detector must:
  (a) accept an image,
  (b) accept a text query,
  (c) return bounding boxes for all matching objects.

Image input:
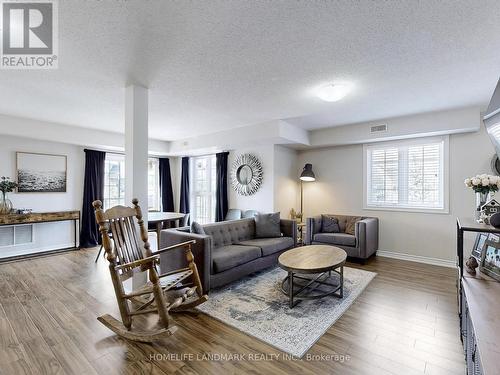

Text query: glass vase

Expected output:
[0,192,13,215]
[475,191,491,222]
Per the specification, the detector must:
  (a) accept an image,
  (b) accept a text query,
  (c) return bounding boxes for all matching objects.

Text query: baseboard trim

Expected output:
[377,250,455,268]
[0,243,79,263]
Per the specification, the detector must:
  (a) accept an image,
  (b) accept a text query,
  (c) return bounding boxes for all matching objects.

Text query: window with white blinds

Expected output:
[103,154,161,211]
[364,136,448,212]
[190,155,216,224]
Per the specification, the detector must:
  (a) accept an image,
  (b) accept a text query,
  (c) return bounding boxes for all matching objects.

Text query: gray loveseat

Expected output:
[159,218,297,292]
[306,214,378,261]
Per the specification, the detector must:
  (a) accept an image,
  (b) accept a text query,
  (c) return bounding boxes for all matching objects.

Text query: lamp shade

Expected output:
[300,163,316,182]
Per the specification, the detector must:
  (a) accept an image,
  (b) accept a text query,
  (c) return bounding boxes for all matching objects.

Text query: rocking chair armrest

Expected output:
[151,240,196,255]
[114,254,160,271]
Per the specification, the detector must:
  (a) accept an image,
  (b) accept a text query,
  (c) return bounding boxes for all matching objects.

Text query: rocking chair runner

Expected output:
[93,198,208,342]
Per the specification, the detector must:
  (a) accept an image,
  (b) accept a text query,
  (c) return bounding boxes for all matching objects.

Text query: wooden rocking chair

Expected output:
[93,199,208,343]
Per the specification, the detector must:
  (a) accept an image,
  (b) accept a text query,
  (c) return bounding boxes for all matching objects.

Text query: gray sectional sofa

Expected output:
[159,218,297,292]
[306,214,378,261]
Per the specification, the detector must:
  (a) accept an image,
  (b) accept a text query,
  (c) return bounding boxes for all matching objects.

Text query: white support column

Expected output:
[124,85,149,289]
[125,85,149,210]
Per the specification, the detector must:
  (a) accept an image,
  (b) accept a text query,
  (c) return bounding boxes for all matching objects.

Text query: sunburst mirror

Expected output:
[492,154,500,176]
[231,154,263,196]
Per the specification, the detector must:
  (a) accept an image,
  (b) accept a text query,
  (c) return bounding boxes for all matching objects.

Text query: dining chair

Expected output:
[225,209,242,221]
[181,213,190,227]
[95,231,113,262]
[242,210,258,219]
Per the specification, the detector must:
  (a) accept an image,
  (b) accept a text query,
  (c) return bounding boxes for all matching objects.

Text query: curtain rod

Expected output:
[85,148,230,159]
[182,150,230,158]
[84,148,170,158]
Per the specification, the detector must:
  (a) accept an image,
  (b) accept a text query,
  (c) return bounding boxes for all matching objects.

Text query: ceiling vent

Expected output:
[370,124,388,134]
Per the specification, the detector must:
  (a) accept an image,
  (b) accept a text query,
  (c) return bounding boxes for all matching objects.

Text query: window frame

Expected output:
[362,135,449,214]
[147,157,161,212]
[103,153,126,210]
[189,155,217,224]
[103,153,161,212]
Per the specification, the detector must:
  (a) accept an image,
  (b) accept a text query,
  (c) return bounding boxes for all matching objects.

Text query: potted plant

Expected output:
[0,176,18,214]
[464,174,500,220]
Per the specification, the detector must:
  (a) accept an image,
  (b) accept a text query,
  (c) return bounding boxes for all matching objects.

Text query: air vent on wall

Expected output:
[370,124,388,134]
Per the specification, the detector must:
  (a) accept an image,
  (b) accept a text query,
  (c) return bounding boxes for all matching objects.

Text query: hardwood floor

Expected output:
[0,249,464,375]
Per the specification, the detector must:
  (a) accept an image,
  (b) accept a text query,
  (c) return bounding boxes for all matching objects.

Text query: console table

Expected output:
[0,210,80,261]
[461,272,500,375]
[457,218,500,375]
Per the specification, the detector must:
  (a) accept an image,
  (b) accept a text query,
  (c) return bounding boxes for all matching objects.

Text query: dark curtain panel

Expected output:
[215,151,230,222]
[159,158,174,212]
[179,157,190,218]
[80,149,106,248]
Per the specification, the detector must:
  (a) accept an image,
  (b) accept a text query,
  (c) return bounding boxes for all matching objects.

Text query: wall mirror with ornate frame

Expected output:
[230,154,263,196]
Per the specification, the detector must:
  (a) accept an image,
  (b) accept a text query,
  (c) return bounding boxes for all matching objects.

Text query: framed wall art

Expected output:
[471,233,488,260]
[16,152,67,193]
[479,240,500,281]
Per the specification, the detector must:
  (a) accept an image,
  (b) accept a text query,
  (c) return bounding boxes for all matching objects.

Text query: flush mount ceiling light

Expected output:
[316,83,351,102]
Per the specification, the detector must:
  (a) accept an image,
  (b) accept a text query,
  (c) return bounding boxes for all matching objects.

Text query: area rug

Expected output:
[197,266,376,358]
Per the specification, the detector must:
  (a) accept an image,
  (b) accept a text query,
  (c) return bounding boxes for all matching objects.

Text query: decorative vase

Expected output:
[0,192,13,215]
[465,256,479,274]
[475,191,491,221]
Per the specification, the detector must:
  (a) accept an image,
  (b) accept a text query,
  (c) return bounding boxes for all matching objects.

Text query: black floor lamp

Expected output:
[299,163,316,218]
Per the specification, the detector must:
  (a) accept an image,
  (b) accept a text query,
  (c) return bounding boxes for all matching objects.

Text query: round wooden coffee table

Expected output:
[278,245,347,308]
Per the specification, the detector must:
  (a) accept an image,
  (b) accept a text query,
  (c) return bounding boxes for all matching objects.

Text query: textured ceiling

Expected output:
[1,0,500,140]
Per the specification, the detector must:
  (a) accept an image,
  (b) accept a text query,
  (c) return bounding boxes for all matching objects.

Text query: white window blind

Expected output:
[103,154,161,211]
[364,137,448,212]
[147,158,161,211]
[104,154,126,209]
[190,155,216,224]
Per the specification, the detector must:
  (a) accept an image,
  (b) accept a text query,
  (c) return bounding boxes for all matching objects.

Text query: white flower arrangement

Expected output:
[464,174,500,194]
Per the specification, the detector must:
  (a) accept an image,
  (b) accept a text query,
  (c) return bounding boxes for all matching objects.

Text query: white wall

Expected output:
[169,120,310,156]
[226,144,299,217]
[297,125,494,263]
[0,113,170,154]
[0,135,84,258]
[168,145,297,220]
[228,144,276,213]
[273,145,299,217]
[310,106,480,147]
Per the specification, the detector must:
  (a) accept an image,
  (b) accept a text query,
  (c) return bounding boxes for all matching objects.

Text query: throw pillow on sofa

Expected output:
[345,216,362,235]
[191,221,206,235]
[321,215,340,233]
[255,212,281,238]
